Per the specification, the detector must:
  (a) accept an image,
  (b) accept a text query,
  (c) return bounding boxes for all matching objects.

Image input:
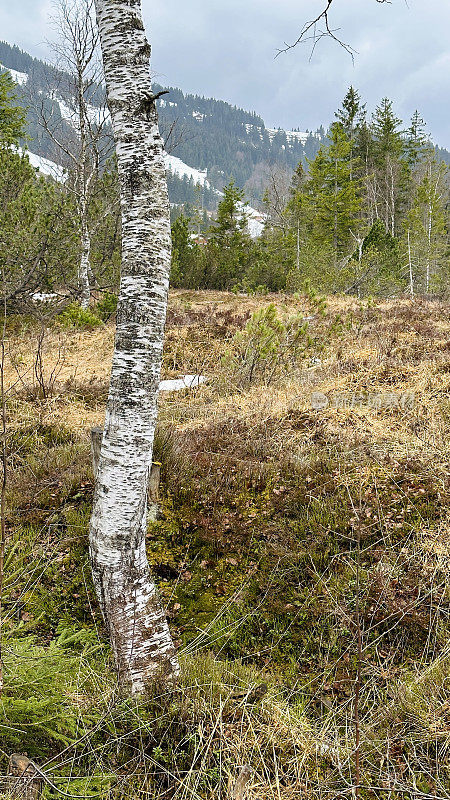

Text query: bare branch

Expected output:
[276,0,391,59]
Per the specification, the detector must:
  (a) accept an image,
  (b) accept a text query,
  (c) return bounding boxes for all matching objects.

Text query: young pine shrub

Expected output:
[57,302,102,330]
[222,303,311,387]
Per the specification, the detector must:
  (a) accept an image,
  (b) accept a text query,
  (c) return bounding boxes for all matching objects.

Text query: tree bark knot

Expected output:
[138,89,169,118]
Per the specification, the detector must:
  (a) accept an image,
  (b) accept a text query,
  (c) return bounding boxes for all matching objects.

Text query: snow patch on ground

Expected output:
[0,64,28,85]
[31,292,59,303]
[159,374,206,392]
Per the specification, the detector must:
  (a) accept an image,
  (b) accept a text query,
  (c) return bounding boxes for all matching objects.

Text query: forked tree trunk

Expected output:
[90,0,179,692]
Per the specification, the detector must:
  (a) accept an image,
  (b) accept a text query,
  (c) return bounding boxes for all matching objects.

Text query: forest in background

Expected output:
[1,64,448,313]
[172,89,450,297]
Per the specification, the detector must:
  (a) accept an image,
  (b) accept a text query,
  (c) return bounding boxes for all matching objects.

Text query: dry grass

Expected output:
[3,291,450,798]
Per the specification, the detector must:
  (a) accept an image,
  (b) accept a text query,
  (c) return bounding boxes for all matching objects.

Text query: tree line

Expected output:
[1,72,449,311]
[172,88,449,298]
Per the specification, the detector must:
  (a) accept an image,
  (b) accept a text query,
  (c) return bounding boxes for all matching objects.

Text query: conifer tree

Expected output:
[405,111,428,168]
[0,70,26,145]
[211,181,247,244]
[371,98,405,235]
[336,86,364,180]
[171,212,199,287]
[372,98,404,161]
[336,86,362,137]
[306,122,362,260]
[203,181,253,289]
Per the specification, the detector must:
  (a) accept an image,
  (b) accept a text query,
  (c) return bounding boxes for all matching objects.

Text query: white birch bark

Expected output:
[79,201,92,309]
[90,0,179,693]
[77,58,92,310]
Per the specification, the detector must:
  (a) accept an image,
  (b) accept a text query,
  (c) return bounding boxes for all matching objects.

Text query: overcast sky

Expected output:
[1,0,448,146]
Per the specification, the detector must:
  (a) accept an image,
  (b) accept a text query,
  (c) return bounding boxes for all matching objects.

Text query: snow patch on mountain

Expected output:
[49,92,110,128]
[165,154,210,188]
[23,143,265,237]
[3,58,266,237]
[165,153,266,237]
[267,128,309,145]
[242,205,267,238]
[245,123,264,141]
[0,64,28,85]
[53,95,75,124]
[245,123,312,147]
[23,145,266,237]
[26,150,67,182]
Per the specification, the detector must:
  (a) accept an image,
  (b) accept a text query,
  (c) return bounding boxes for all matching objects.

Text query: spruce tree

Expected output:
[371,98,405,235]
[336,86,363,137]
[336,87,365,179]
[0,70,26,145]
[372,98,404,162]
[405,111,428,168]
[211,180,247,243]
[306,122,362,260]
[204,181,253,289]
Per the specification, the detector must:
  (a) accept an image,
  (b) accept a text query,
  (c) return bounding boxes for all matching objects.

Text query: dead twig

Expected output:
[276,0,391,60]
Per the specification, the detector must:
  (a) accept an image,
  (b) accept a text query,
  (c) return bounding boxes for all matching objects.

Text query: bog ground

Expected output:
[2,291,450,799]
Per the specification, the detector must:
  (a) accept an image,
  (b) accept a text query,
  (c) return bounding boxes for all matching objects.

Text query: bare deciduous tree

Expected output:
[90,0,179,693]
[39,0,110,308]
[262,165,293,233]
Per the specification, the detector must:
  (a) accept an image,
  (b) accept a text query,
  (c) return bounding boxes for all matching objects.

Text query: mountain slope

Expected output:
[1,40,449,209]
[0,41,326,207]
[155,84,326,198]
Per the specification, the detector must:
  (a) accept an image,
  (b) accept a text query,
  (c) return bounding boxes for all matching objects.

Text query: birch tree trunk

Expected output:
[90,0,179,693]
[79,201,92,309]
[77,62,92,310]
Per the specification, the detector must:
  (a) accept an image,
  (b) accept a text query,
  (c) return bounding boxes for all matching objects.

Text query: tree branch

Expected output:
[276,0,391,59]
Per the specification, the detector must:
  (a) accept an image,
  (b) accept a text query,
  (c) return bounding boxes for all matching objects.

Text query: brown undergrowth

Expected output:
[1,292,450,798]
